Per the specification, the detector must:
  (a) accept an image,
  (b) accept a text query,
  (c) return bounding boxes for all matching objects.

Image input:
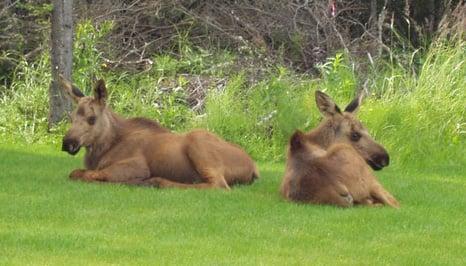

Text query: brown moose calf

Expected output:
[60,75,259,189]
[280,91,399,208]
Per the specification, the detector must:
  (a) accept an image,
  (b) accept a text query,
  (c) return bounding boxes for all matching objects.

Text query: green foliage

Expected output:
[16,2,53,20]
[0,54,53,143]
[106,74,193,131]
[154,55,180,77]
[360,39,466,168]
[0,21,464,169]
[73,20,113,93]
[317,52,357,99]
[153,34,236,77]
[200,40,465,166]
[199,69,314,161]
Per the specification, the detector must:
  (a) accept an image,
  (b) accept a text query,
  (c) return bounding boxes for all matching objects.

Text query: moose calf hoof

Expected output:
[390,200,401,209]
[69,169,86,180]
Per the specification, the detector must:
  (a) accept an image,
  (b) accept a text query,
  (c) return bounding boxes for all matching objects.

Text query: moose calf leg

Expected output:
[186,145,231,189]
[69,169,108,182]
[370,183,400,208]
[137,176,230,189]
[69,157,150,183]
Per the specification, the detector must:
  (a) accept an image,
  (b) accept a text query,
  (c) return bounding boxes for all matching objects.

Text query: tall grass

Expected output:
[198,69,315,160]
[0,21,464,168]
[361,39,465,169]
[0,54,52,143]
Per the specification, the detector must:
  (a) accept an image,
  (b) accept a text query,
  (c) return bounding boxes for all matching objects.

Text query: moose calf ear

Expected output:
[59,74,84,103]
[344,91,364,114]
[93,79,107,105]
[315,90,341,117]
[290,130,305,151]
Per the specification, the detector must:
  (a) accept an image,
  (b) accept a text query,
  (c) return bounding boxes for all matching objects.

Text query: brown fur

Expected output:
[59,75,259,189]
[280,91,399,208]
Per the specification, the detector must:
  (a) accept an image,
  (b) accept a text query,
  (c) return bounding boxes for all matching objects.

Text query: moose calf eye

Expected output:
[87,116,96,125]
[350,132,361,141]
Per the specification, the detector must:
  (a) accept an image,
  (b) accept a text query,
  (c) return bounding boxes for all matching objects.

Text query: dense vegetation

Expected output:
[0,20,464,168]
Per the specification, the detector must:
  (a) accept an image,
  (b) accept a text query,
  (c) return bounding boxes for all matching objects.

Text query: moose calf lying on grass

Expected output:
[280,91,399,208]
[60,75,258,189]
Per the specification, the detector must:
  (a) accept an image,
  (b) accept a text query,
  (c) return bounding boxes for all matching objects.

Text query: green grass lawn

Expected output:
[0,142,465,265]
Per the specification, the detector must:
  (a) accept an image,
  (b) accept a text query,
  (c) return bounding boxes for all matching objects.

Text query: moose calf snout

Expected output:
[370,153,390,170]
[376,153,390,167]
[62,137,81,155]
[381,154,390,167]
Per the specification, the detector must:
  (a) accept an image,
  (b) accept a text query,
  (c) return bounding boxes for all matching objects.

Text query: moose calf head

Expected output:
[314,90,389,170]
[59,75,109,155]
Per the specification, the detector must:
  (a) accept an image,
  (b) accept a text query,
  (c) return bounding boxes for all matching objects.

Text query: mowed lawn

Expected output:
[0,142,465,265]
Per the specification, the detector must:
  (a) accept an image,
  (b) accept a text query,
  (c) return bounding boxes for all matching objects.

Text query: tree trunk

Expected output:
[49,0,73,128]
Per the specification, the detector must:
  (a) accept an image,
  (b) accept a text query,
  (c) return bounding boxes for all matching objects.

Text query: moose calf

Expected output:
[60,75,259,189]
[281,91,399,208]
